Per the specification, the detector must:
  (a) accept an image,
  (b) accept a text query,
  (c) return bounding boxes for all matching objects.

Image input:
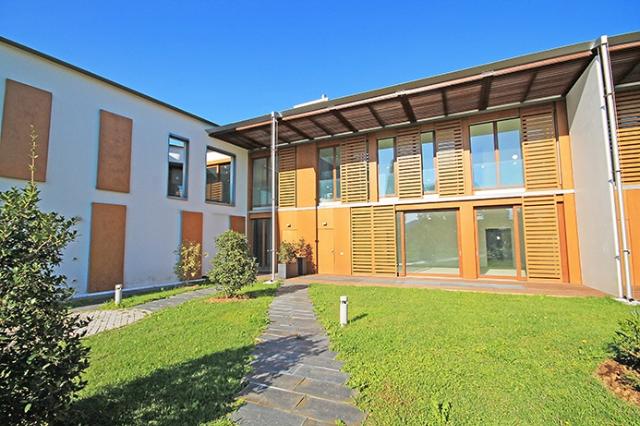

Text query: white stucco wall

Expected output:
[566,57,618,296]
[0,42,248,295]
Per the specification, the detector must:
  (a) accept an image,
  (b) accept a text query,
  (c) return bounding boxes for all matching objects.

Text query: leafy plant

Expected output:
[208,231,257,297]
[277,241,297,264]
[610,309,640,371]
[174,241,206,282]
[295,237,312,259]
[0,126,89,425]
[429,399,452,425]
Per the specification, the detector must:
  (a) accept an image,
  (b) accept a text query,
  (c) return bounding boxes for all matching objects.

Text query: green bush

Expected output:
[208,231,257,297]
[0,178,89,424]
[174,241,206,282]
[277,241,297,264]
[610,309,640,371]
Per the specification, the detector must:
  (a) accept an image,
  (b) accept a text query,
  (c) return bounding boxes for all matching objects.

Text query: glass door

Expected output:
[475,206,526,279]
[251,218,272,273]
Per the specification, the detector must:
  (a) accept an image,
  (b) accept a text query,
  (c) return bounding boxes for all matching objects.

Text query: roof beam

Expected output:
[441,89,449,116]
[233,133,264,149]
[521,70,538,102]
[331,110,358,132]
[308,117,333,136]
[399,94,417,122]
[478,76,493,110]
[367,104,385,127]
[280,120,313,140]
[617,57,640,84]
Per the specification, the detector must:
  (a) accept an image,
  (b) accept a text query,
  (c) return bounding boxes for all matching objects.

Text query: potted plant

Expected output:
[295,238,312,276]
[277,241,298,279]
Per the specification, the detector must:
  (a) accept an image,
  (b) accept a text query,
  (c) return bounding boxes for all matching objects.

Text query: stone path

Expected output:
[74,286,218,337]
[231,283,366,425]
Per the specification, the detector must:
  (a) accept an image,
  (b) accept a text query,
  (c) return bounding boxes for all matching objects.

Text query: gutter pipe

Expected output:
[269,112,278,283]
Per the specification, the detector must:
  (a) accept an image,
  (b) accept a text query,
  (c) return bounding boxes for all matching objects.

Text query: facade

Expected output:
[210,33,640,299]
[1,33,639,298]
[0,37,248,297]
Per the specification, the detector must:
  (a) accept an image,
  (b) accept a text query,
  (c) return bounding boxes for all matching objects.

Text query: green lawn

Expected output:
[97,284,213,310]
[68,283,276,425]
[309,285,640,425]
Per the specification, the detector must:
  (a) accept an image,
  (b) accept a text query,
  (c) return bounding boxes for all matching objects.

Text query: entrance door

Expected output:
[251,218,271,273]
[318,229,335,274]
[475,206,526,279]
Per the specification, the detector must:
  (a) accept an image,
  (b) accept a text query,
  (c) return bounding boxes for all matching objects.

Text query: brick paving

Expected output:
[231,283,365,426]
[74,286,218,337]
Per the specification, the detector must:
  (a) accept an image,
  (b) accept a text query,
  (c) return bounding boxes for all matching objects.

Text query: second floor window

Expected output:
[319,146,341,201]
[168,136,188,198]
[470,118,523,189]
[378,137,395,197]
[206,147,234,204]
[421,131,436,192]
[252,156,271,208]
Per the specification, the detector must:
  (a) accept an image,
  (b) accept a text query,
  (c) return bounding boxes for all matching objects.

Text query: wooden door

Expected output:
[318,229,335,274]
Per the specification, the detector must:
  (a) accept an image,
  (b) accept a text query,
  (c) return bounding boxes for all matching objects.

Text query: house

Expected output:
[0,33,639,298]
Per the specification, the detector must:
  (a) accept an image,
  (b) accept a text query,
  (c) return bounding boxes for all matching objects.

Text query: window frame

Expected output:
[250,154,272,209]
[205,146,236,206]
[420,131,437,194]
[377,136,397,198]
[469,117,523,190]
[167,134,189,200]
[317,144,341,203]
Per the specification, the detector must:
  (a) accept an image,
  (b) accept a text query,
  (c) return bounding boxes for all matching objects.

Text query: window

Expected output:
[319,146,341,201]
[168,136,188,198]
[470,118,523,188]
[206,147,234,204]
[378,137,395,197]
[402,210,460,275]
[252,156,271,208]
[421,131,436,192]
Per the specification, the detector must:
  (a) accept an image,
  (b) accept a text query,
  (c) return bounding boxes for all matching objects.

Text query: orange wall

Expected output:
[625,189,640,288]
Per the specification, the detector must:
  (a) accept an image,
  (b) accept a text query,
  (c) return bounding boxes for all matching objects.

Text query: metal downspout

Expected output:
[270,112,278,282]
[598,36,634,300]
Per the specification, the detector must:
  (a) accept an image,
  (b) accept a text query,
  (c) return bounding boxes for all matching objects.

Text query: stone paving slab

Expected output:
[74,286,218,337]
[230,282,366,425]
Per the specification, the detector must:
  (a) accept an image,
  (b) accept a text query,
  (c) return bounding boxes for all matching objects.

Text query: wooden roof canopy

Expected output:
[208,33,640,150]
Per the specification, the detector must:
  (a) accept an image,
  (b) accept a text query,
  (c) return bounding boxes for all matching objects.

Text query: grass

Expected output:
[68,282,276,425]
[309,285,640,425]
[98,284,213,310]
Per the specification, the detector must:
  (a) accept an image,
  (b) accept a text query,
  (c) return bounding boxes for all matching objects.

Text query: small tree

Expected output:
[611,309,640,371]
[208,231,257,297]
[174,241,206,282]
[0,126,89,425]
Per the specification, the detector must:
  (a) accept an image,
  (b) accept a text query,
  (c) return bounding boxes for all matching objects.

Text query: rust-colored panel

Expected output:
[230,215,246,234]
[625,189,640,288]
[296,143,317,207]
[181,211,203,245]
[97,110,133,193]
[459,204,477,279]
[88,203,126,293]
[0,79,52,181]
[562,193,582,284]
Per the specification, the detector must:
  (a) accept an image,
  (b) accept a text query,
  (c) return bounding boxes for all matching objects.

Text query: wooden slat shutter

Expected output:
[436,121,465,196]
[396,128,423,199]
[278,147,296,207]
[615,90,640,184]
[206,181,223,202]
[350,206,397,275]
[522,196,562,281]
[521,106,560,189]
[340,137,369,203]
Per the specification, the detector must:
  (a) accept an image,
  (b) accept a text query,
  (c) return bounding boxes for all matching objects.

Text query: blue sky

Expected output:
[1,1,638,123]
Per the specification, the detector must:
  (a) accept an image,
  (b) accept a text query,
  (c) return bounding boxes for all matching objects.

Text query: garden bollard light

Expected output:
[114,284,122,305]
[340,296,348,326]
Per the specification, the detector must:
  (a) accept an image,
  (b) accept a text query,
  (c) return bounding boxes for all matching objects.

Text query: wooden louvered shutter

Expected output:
[350,205,397,275]
[396,128,423,199]
[522,196,562,281]
[340,137,369,203]
[436,121,465,196]
[351,207,373,274]
[615,90,640,184]
[521,106,560,189]
[278,147,296,207]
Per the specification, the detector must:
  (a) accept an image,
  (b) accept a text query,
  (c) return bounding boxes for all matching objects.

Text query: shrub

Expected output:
[611,309,640,371]
[174,241,206,282]
[295,238,312,259]
[0,128,88,424]
[208,231,257,297]
[277,241,297,264]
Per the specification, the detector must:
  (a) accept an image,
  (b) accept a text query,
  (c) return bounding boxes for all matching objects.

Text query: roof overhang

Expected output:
[208,32,640,150]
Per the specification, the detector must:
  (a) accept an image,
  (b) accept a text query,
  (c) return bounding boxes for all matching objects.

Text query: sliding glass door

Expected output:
[401,209,460,276]
[251,218,271,273]
[475,206,526,279]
